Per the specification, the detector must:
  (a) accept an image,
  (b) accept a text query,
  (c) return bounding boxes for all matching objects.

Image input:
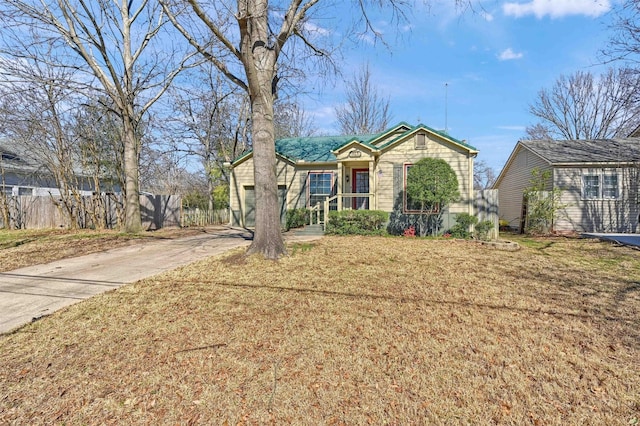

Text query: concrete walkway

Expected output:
[0,227,320,335]
[582,233,640,248]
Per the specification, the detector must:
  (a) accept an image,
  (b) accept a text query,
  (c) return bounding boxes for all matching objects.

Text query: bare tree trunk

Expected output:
[123,117,142,233]
[246,95,286,257]
[0,166,10,229]
[239,0,286,258]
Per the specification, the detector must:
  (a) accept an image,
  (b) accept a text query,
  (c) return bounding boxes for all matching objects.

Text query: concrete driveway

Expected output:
[0,227,319,335]
[582,233,640,248]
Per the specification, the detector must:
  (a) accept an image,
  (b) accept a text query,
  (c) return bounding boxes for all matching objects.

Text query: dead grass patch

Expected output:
[1,236,638,424]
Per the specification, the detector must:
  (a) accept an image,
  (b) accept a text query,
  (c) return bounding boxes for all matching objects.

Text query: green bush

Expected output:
[474,220,494,241]
[285,208,310,230]
[449,212,478,239]
[325,210,388,236]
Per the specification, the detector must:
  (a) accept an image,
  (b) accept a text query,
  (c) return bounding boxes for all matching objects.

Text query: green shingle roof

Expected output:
[231,122,477,165]
[275,133,380,162]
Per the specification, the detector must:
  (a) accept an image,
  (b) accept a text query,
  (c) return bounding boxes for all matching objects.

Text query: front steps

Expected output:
[293,224,324,237]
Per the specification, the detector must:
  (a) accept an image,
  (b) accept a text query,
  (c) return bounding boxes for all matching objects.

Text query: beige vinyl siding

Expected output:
[554,166,639,232]
[376,132,474,214]
[229,155,297,227]
[495,146,551,229]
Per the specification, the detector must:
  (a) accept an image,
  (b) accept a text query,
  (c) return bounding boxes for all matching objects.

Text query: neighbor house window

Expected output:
[602,175,619,199]
[582,175,599,199]
[308,172,334,207]
[403,164,439,213]
[582,172,619,199]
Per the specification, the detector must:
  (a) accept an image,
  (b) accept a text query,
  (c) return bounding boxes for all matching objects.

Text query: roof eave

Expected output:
[551,161,640,168]
[230,150,297,167]
[332,139,379,155]
[380,124,478,154]
[294,160,337,167]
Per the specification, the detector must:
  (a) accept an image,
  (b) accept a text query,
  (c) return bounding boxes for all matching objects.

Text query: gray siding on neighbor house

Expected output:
[495,145,552,229]
[553,166,640,232]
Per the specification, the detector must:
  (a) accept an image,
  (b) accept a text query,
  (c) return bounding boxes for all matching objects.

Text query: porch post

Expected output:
[369,161,374,210]
[337,164,343,211]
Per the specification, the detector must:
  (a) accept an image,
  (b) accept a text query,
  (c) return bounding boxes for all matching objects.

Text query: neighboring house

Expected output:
[494,138,640,233]
[229,122,479,232]
[0,138,113,196]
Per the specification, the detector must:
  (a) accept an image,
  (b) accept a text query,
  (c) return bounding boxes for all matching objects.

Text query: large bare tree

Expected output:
[161,0,455,258]
[274,100,317,139]
[335,62,392,135]
[167,65,251,211]
[0,54,94,228]
[605,0,640,64]
[525,68,640,140]
[0,0,196,232]
[473,159,496,190]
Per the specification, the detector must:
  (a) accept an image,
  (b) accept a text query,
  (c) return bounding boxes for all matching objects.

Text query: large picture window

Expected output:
[582,172,619,199]
[308,172,334,207]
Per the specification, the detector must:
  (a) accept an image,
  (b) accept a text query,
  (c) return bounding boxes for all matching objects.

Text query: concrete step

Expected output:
[294,224,324,236]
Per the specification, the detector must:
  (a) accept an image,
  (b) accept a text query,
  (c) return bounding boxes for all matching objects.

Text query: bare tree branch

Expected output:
[335,62,392,134]
[525,68,640,140]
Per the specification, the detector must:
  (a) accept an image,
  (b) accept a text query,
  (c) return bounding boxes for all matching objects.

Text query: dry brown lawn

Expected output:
[1,234,639,424]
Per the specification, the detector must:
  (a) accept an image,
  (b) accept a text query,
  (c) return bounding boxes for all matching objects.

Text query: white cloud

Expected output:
[498,48,524,60]
[300,21,331,37]
[503,0,611,19]
[481,11,495,22]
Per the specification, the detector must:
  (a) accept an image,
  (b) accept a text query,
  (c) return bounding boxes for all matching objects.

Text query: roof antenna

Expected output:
[444,82,449,133]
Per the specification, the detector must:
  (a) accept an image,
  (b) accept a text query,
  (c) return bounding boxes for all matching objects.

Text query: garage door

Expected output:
[244,185,287,227]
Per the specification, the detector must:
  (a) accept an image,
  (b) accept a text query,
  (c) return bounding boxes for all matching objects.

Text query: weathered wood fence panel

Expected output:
[474,189,499,239]
[181,208,229,227]
[140,194,181,230]
[0,194,181,230]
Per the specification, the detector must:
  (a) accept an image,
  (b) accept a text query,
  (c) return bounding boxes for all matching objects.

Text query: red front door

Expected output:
[352,169,369,210]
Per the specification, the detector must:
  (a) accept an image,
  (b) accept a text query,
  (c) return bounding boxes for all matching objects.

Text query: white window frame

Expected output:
[582,174,600,199]
[307,171,334,208]
[582,170,620,200]
[602,174,619,199]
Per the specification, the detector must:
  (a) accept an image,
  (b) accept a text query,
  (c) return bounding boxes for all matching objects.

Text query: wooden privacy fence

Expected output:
[474,189,499,239]
[0,194,181,230]
[181,208,229,227]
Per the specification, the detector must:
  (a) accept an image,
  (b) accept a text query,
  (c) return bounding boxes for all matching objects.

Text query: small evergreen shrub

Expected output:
[285,208,310,230]
[326,210,388,236]
[449,212,478,239]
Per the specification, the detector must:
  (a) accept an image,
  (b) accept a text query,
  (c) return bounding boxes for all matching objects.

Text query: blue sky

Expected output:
[300,0,621,173]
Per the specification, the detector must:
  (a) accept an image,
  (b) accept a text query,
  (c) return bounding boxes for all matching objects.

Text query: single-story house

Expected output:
[229,122,479,232]
[493,138,640,233]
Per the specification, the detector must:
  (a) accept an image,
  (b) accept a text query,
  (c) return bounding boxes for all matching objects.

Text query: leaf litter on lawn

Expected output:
[0,235,638,424]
